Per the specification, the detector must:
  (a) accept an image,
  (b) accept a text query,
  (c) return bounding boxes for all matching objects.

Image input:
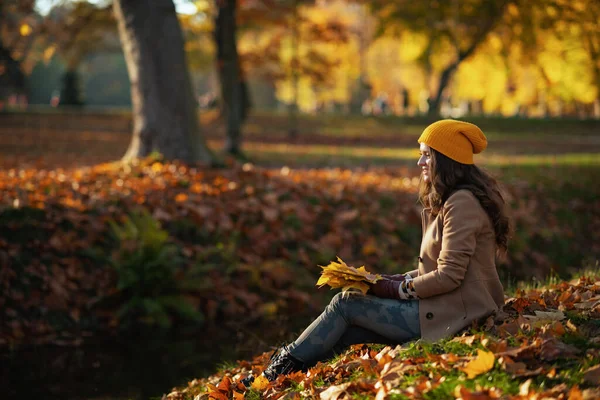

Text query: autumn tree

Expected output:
[1,1,118,107]
[0,0,37,103]
[113,0,215,163]
[371,0,510,115]
[543,0,600,109]
[214,0,250,157]
[487,0,600,115]
[581,1,600,106]
[41,2,117,106]
[237,1,350,108]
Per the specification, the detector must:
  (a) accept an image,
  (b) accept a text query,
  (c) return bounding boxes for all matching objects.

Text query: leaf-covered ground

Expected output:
[165,274,600,400]
[0,157,424,345]
[1,114,599,399]
[1,155,599,348]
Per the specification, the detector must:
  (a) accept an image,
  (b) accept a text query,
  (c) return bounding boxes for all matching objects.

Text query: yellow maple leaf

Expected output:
[316,274,331,287]
[342,282,370,295]
[461,349,495,379]
[316,257,381,294]
[251,375,269,391]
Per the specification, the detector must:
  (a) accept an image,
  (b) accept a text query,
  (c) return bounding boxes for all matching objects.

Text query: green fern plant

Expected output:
[108,209,204,329]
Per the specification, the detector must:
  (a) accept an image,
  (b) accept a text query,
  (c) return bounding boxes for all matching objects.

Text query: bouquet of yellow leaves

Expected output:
[316,257,382,295]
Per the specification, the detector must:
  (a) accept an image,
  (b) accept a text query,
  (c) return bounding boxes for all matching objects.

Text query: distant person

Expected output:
[402,88,410,115]
[241,120,510,387]
[361,99,372,115]
[50,90,60,108]
[373,92,389,115]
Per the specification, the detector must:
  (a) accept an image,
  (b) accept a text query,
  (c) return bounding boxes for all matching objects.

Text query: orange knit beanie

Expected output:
[418,119,487,164]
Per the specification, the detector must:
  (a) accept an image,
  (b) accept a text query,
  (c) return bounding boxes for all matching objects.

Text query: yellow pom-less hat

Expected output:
[418,119,487,164]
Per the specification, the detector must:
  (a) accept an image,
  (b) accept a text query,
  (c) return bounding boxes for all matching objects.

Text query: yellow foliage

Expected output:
[233,0,600,114]
[20,24,32,36]
[398,32,428,62]
[270,1,362,110]
[43,46,56,63]
[316,257,381,295]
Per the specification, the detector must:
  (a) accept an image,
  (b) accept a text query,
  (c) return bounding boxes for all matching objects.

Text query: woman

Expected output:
[241,119,510,387]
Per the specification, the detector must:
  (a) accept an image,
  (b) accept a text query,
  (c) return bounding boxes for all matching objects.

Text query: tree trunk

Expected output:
[214,0,248,157]
[113,0,214,163]
[0,4,26,100]
[288,0,299,138]
[428,62,457,116]
[0,45,26,99]
[59,69,84,107]
[428,1,510,116]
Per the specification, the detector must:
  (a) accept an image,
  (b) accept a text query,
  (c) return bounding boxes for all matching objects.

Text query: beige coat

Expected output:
[407,190,505,342]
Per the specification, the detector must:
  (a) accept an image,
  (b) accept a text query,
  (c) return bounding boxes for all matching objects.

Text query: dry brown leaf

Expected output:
[523,310,565,324]
[583,365,600,385]
[452,335,478,345]
[207,391,228,400]
[232,391,245,400]
[569,386,584,400]
[540,338,580,361]
[217,376,232,392]
[319,382,352,400]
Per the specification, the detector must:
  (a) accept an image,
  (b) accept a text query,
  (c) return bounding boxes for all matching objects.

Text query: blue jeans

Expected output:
[286,292,421,365]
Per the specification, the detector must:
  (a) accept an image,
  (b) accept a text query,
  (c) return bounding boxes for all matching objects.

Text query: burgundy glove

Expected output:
[380,274,407,282]
[368,279,401,299]
[369,275,418,300]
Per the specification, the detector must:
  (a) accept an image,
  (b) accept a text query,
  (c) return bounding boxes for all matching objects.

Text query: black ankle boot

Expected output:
[241,346,306,388]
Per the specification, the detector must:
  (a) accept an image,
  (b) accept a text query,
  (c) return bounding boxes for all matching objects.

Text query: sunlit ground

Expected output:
[1,111,599,171]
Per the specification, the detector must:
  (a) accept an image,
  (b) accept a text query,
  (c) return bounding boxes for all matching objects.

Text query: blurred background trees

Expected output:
[1,0,599,157]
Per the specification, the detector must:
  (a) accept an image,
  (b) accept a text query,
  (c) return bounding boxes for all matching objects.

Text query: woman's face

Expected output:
[417,143,432,183]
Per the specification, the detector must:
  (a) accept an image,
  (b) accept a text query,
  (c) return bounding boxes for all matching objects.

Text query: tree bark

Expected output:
[214,0,249,157]
[288,0,299,138]
[59,69,84,106]
[113,0,214,163]
[428,62,457,116]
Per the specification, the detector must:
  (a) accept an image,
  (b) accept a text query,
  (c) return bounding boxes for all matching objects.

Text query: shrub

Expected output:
[108,208,204,330]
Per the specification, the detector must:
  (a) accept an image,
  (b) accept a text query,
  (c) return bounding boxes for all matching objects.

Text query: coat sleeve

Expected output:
[405,269,419,278]
[412,191,483,298]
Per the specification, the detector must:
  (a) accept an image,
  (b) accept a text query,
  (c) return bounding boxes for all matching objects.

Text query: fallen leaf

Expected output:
[232,391,245,400]
[319,382,352,400]
[461,349,495,379]
[568,386,584,400]
[207,391,228,400]
[336,209,359,222]
[501,357,543,378]
[375,386,387,400]
[519,379,532,396]
[452,335,477,345]
[523,310,565,324]
[217,376,232,392]
[582,388,600,400]
[540,338,580,361]
[251,375,270,391]
[583,365,600,385]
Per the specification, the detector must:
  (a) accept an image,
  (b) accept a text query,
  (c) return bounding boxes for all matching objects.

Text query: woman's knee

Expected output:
[329,291,363,313]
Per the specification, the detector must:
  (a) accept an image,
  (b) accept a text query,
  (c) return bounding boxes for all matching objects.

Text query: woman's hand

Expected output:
[368,279,402,299]
[369,275,418,300]
[380,273,407,282]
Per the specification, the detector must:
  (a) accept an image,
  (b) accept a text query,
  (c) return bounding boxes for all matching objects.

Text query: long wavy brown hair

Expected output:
[419,148,510,257]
